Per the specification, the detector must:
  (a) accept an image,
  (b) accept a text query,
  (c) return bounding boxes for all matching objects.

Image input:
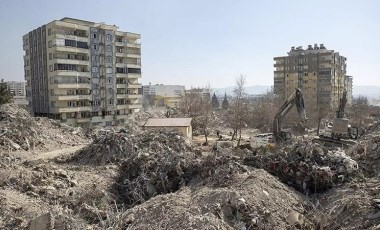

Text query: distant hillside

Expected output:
[213,85,380,99]
[213,85,272,96]
[353,86,380,98]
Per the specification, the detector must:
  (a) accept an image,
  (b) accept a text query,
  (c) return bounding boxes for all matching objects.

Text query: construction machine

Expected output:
[273,88,307,143]
[315,91,359,147]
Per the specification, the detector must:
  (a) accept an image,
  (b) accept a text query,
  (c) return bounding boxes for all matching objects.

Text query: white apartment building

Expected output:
[22,17,142,126]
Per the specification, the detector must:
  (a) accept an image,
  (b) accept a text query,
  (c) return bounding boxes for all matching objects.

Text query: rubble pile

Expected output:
[311,179,380,229]
[68,133,135,165]
[112,130,197,207]
[351,135,380,177]
[244,142,359,193]
[110,169,314,229]
[0,103,88,151]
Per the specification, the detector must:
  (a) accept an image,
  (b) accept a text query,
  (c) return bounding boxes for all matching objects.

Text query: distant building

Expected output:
[274,44,352,112]
[142,84,185,108]
[185,88,211,99]
[6,81,26,96]
[144,118,192,138]
[345,75,353,105]
[6,81,28,108]
[23,17,142,126]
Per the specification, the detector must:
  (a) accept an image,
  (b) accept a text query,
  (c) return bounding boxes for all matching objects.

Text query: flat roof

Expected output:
[144,118,192,127]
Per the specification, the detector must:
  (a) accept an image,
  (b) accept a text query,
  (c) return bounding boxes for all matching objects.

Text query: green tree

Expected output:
[221,93,229,109]
[211,93,220,110]
[0,79,11,105]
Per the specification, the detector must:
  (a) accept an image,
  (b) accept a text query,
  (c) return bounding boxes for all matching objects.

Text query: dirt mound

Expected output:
[111,169,313,229]
[0,103,88,151]
[69,129,192,165]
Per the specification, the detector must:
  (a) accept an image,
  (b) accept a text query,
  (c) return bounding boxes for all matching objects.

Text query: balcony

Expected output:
[51,106,92,113]
[117,104,142,110]
[126,63,141,68]
[53,45,89,55]
[52,95,91,101]
[54,70,90,77]
[116,52,128,57]
[55,83,91,89]
[127,73,141,78]
[54,33,88,43]
[127,43,141,49]
[127,104,142,109]
[126,94,142,99]
[116,84,128,88]
[116,62,127,68]
[128,84,142,89]
[115,41,126,47]
[116,73,128,78]
[55,58,89,66]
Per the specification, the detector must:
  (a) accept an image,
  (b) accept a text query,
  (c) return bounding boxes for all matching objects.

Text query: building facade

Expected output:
[6,81,26,96]
[274,44,351,112]
[22,18,142,126]
[142,84,185,108]
[345,75,353,105]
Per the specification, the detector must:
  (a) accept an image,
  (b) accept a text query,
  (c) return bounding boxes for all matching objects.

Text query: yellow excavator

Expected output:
[273,88,307,143]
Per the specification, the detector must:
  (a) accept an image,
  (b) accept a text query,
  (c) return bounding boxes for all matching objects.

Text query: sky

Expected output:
[0,0,379,88]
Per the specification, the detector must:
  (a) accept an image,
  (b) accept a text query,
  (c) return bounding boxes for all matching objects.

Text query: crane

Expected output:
[273,88,307,143]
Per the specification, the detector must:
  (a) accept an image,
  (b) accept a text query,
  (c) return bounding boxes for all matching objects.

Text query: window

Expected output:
[93,44,97,50]
[106,45,112,52]
[77,41,88,49]
[50,89,54,96]
[106,56,112,63]
[48,28,51,36]
[108,78,112,84]
[92,67,98,73]
[127,68,141,74]
[92,33,97,39]
[65,39,76,47]
[48,41,52,48]
[109,100,113,105]
[304,73,308,76]
[91,55,96,62]
[106,34,112,41]
[49,53,52,60]
[106,67,113,74]
[49,65,53,72]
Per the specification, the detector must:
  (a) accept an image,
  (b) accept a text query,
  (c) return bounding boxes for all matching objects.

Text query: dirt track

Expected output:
[30,145,87,161]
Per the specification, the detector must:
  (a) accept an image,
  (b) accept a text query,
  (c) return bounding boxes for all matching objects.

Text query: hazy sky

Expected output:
[0,0,379,88]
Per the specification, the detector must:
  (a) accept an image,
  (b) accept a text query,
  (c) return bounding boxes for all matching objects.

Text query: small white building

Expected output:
[144,118,192,138]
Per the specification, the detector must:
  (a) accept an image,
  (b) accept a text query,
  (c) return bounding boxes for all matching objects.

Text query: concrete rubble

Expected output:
[0,103,88,152]
[0,104,379,229]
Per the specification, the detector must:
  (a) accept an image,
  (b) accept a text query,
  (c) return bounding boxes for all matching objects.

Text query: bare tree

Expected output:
[180,87,216,144]
[249,90,279,132]
[225,75,249,145]
[179,88,203,120]
[349,96,370,127]
[198,85,214,145]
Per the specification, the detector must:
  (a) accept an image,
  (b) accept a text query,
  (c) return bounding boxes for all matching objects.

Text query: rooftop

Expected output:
[144,118,192,127]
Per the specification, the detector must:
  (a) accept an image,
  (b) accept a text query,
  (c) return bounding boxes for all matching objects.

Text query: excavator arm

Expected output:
[273,88,307,143]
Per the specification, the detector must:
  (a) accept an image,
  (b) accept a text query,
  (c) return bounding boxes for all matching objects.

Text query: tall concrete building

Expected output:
[274,44,351,112]
[22,18,142,126]
[6,81,26,96]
